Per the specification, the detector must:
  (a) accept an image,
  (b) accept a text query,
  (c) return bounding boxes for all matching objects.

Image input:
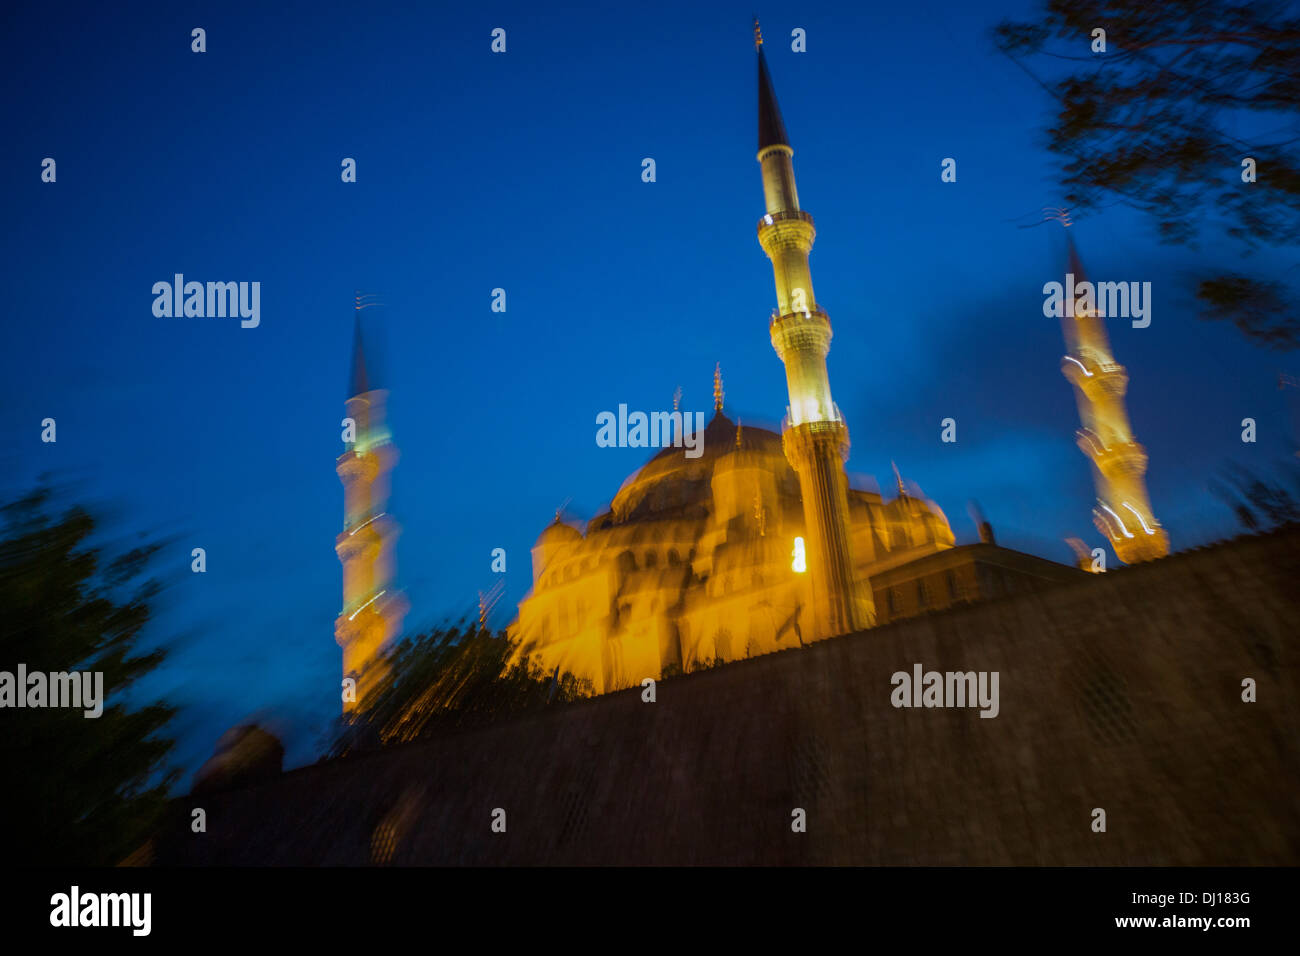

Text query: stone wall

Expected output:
[155,527,1300,865]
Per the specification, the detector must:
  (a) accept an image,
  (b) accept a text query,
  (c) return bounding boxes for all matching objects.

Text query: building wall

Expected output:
[158,527,1300,865]
[870,543,1084,625]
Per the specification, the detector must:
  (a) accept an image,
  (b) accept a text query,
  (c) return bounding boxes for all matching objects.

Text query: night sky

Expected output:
[3,1,1294,779]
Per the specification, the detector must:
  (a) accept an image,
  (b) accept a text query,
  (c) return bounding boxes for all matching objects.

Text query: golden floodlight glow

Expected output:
[1063,355,1093,377]
[1123,501,1157,535]
[792,536,807,573]
[348,589,386,621]
[1099,504,1135,539]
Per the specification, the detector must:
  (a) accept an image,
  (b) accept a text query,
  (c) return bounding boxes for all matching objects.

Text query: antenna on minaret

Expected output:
[714,363,724,412]
[753,16,763,50]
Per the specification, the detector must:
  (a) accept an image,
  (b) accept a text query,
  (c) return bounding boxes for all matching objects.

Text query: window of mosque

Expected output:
[668,549,680,566]
[918,580,929,608]
[645,552,657,569]
[946,570,958,600]
[886,588,897,614]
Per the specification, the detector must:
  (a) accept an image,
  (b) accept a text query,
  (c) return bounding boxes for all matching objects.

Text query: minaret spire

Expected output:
[1057,228,1169,563]
[714,362,725,412]
[335,301,407,713]
[349,307,370,399]
[756,27,790,153]
[754,34,872,636]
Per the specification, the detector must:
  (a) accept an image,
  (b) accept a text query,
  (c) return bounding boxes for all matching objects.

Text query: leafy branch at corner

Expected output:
[0,487,178,866]
[994,0,1300,350]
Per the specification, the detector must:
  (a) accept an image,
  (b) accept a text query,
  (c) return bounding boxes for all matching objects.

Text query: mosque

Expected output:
[330,27,1168,705]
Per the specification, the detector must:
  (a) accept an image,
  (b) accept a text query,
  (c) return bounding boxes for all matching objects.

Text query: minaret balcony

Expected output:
[757,209,814,231]
[782,401,844,431]
[1062,354,1128,396]
[1081,435,1148,475]
[770,308,832,358]
[758,211,816,254]
[782,410,851,465]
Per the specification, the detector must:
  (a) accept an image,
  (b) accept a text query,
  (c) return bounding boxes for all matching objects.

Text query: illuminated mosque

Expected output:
[331,27,1169,704]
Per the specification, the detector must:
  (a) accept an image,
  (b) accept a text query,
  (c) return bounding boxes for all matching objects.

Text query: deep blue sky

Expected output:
[3,1,1294,780]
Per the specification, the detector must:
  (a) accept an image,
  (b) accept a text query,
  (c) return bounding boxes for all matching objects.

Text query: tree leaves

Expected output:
[995,0,1300,349]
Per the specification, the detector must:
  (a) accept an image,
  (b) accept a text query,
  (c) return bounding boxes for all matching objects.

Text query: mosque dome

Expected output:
[610,410,791,524]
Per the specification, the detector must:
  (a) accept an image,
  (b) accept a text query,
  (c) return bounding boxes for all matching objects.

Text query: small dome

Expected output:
[535,519,582,547]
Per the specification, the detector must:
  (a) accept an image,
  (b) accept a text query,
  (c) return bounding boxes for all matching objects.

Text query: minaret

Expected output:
[335,306,408,712]
[753,22,872,635]
[1058,233,1169,563]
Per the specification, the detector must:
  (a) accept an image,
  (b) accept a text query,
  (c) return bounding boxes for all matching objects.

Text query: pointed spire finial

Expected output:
[673,385,682,412]
[349,308,369,398]
[756,25,790,151]
[892,461,906,499]
[713,363,724,411]
[348,292,386,398]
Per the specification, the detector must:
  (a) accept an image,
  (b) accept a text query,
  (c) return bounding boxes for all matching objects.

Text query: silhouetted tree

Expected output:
[994,0,1300,349]
[0,488,178,865]
[331,621,592,756]
[1208,459,1300,530]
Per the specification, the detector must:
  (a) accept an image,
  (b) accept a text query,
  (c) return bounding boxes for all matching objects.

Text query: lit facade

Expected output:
[508,392,956,694]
